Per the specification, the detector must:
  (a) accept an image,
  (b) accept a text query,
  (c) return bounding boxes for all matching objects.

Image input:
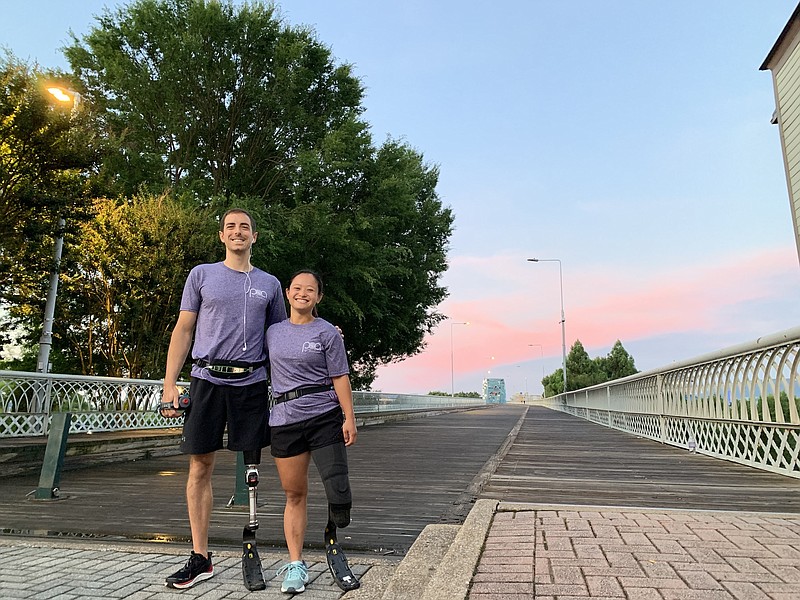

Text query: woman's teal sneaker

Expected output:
[276,560,309,594]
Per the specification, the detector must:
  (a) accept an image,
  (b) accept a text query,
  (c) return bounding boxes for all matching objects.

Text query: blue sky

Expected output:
[4,1,800,395]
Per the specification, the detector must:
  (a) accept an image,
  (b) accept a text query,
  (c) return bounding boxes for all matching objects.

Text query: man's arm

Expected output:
[162,310,197,413]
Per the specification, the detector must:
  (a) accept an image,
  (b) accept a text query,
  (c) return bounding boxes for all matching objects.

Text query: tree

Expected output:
[565,340,605,391]
[61,0,453,386]
[542,369,564,397]
[54,193,219,377]
[64,0,364,200]
[0,52,99,364]
[602,340,637,380]
[541,339,639,396]
[0,54,86,247]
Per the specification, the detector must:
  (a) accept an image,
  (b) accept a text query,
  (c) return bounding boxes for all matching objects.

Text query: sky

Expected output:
[4,1,800,396]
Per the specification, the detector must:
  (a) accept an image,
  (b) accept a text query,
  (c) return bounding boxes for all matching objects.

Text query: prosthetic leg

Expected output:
[312,444,361,591]
[241,449,266,591]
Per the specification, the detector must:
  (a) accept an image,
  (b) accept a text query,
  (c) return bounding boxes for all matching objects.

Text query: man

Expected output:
[161,208,286,589]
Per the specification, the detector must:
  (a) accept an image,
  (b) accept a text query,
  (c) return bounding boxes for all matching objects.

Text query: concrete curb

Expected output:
[379,523,460,599]
[420,498,497,600]
[374,498,498,600]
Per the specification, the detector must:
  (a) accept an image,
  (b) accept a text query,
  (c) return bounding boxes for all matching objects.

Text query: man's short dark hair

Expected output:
[220,208,256,232]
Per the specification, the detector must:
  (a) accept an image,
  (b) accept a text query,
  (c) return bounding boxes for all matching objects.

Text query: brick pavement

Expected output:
[0,537,393,599]
[468,503,800,600]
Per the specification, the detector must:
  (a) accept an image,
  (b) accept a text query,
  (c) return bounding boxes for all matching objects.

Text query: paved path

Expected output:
[469,503,800,600]
[0,536,392,599]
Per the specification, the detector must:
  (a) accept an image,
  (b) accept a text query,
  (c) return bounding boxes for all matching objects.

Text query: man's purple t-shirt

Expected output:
[181,262,286,386]
[267,318,349,426]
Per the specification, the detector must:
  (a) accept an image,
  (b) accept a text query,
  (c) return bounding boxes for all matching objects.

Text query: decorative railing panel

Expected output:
[0,370,485,438]
[538,327,800,478]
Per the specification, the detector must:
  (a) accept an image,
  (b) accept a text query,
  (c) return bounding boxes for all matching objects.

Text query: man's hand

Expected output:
[160,385,183,418]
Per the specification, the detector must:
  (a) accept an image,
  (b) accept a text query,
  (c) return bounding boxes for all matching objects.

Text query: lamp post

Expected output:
[36,86,79,375]
[528,343,544,395]
[450,321,469,396]
[527,258,567,394]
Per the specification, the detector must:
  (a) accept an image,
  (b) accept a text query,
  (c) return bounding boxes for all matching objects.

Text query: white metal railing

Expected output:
[537,326,800,478]
[0,370,485,437]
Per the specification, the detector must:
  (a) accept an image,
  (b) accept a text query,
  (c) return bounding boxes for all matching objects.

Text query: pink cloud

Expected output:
[372,245,800,394]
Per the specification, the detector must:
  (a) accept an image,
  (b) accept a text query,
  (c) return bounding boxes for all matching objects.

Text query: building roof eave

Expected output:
[761,2,800,71]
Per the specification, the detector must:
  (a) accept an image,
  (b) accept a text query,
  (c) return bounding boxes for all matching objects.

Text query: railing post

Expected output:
[34,412,72,500]
[228,451,249,507]
[657,374,666,444]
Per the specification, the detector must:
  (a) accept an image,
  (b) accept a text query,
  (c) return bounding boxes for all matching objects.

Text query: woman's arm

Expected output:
[332,374,358,446]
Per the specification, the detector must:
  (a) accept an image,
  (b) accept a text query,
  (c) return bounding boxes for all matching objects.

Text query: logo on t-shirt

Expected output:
[302,341,323,353]
[248,288,270,300]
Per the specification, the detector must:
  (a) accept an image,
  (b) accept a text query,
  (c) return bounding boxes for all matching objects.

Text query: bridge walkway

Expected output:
[0,405,798,599]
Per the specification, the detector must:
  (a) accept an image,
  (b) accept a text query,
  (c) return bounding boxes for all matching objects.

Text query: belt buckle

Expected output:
[209,365,249,374]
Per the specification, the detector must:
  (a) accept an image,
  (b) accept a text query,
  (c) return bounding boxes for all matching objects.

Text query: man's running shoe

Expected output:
[276,560,309,594]
[165,551,214,589]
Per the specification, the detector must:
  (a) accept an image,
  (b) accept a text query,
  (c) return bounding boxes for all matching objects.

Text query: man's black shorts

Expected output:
[180,377,270,455]
[270,407,344,458]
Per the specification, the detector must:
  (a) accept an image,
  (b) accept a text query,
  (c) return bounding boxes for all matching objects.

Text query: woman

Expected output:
[267,270,359,594]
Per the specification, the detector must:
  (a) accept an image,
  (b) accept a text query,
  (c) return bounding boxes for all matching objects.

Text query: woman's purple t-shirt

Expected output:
[181,262,286,386]
[266,318,349,426]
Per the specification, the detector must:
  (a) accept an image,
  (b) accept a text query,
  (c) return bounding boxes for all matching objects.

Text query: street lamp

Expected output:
[528,343,544,395]
[527,258,567,394]
[36,86,79,374]
[450,321,469,396]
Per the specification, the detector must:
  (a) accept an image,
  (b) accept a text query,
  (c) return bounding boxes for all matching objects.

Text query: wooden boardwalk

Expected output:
[1,404,798,562]
[480,406,800,512]
[0,405,524,556]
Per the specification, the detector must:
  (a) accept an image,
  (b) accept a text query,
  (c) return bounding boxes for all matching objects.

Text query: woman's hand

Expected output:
[342,417,358,446]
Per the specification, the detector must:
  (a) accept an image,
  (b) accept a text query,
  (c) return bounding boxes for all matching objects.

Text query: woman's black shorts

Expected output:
[180,377,270,455]
[270,407,344,458]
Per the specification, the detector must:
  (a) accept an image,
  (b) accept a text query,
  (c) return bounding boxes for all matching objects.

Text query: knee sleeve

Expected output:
[311,443,351,507]
[243,449,261,465]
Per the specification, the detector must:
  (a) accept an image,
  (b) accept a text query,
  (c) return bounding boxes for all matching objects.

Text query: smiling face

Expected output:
[219,210,257,254]
[286,272,323,317]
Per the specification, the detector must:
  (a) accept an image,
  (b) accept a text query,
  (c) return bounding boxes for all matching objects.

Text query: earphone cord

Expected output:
[243,268,252,352]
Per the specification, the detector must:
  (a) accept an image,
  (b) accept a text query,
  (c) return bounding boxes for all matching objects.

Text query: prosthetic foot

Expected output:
[241,458,266,591]
[324,506,360,591]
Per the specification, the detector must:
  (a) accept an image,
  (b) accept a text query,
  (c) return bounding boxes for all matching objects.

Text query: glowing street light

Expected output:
[36,86,79,375]
[47,87,72,103]
[527,258,567,394]
[450,321,469,396]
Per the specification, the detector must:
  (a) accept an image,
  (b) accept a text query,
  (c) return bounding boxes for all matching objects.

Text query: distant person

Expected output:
[160,208,286,590]
[267,270,360,594]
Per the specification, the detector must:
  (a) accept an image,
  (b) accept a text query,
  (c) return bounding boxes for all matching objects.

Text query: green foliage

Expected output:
[745,392,797,423]
[64,0,365,200]
[542,368,564,397]
[427,390,480,397]
[0,52,101,369]
[1,0,453,387]
[56,194,219,377]
[542,339,638,396]
[600,340,638,380]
